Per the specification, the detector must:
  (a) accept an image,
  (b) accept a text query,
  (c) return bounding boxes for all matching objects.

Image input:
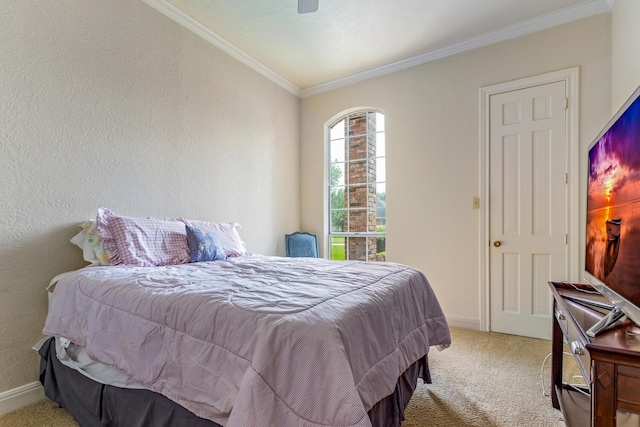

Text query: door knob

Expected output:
[493,241,502,247]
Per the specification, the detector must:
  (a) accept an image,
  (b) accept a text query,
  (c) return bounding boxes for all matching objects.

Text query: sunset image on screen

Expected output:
[586,96,640,291]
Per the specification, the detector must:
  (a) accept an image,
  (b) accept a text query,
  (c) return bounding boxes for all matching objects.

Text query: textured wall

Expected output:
[612,0,640,111]
[0,0,300,392]
[300,15,611,326]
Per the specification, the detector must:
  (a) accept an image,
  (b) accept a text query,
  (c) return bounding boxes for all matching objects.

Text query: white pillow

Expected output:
[183,220,246,257]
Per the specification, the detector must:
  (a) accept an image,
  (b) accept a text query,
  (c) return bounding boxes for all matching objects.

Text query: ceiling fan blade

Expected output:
[298,0,319,14]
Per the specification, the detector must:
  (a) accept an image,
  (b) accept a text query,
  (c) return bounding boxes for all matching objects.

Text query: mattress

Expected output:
[43,254,450,426]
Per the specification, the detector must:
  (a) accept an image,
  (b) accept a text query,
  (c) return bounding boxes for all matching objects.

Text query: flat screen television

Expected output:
[585,84,640,336]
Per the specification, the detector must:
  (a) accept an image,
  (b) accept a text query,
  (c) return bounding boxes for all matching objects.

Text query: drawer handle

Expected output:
[570,341,584,355]
[555,310,566,321]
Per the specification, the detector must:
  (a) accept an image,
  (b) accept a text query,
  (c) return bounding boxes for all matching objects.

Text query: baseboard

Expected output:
[0,382,45,416]
[445,315,481,330]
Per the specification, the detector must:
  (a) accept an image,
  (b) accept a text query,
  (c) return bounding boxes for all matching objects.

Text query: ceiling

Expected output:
[143,0,613,97]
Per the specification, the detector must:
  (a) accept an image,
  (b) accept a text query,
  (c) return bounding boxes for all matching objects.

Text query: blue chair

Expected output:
[285,232,319,258]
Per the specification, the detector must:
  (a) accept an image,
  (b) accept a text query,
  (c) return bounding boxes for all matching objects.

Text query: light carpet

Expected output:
[0,327,577,426]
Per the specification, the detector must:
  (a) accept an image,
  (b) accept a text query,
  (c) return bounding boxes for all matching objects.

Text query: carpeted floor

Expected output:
[402,327,576,427]
[0,327,578,426]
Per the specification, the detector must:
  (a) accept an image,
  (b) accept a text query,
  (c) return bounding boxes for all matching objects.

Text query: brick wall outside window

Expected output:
[346,113,377,261]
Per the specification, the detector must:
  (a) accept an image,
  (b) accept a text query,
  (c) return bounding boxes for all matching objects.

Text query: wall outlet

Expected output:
[472,197,480,209]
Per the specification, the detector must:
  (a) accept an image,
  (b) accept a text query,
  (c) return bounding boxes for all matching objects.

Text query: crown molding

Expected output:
[300,0,611,97]
[141,0,301,97]
[142,0,610,99]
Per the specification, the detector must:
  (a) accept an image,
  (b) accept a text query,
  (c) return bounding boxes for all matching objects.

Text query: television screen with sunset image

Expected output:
[586,91,640,313]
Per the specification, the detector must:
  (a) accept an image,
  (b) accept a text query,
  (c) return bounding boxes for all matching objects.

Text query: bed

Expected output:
[39,209,451,427]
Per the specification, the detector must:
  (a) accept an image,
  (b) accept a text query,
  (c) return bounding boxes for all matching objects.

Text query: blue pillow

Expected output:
[185,225,227,263]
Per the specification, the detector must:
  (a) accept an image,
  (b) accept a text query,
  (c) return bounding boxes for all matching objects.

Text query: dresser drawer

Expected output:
[556,301,591,389]
[550,282,640,427]
[565,311,591,386]
[555,307,569,337]
[618,365,640,413]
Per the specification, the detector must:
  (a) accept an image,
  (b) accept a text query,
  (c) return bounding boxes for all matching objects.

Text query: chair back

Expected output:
[285,232,319,258]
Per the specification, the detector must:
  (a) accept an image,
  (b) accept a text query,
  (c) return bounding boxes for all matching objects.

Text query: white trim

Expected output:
[478,67,580,332]
[141,0,301,97]
[300,1,608,97]
[445,316,481,331]
[0,382,44,416]
[142,0,608,99]
[324,107,384,259]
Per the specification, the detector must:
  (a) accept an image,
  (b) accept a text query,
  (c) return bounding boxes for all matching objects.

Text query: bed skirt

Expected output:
[38,337,430,427]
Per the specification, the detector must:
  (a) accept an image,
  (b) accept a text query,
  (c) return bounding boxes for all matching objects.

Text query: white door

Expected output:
[489,81,568,340]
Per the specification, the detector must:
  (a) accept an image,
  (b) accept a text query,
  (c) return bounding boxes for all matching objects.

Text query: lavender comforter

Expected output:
[43,255,450,427]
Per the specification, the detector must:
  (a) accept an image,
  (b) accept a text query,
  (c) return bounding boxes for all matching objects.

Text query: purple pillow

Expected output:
[96,208,190,267]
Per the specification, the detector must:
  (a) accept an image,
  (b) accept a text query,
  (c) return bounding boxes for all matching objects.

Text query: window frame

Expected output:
[327,110,385,261]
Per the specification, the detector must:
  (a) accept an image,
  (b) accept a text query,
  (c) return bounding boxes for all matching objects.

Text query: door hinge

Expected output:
[565,234,568,245]
[564,173,568,184]
[565,98,568,110]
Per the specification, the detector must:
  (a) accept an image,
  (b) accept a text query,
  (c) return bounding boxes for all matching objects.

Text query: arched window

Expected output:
[328,110,385,261]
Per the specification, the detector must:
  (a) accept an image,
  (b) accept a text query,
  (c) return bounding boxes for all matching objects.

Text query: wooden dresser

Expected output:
[549,281,640,426]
